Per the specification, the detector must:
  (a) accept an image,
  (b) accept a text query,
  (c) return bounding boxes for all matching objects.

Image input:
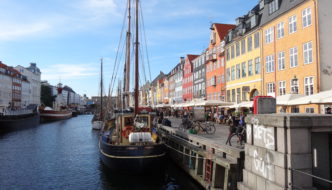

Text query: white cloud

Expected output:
[41,64,99,80]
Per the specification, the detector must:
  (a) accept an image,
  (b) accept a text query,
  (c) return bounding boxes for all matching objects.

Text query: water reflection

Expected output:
[0,115,203,190]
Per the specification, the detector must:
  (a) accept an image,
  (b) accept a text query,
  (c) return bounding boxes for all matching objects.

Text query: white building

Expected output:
[0,66,13,109]
[15,63,41,106]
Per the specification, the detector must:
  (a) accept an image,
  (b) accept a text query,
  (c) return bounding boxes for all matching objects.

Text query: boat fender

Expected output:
[122,126,134,139]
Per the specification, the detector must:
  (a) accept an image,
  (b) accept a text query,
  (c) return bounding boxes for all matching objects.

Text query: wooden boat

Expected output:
[99,0,165,174]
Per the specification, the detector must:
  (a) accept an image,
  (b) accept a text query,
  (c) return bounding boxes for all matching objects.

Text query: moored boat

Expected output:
[39,83,72,123]
[0,106,39,132]
[99,0,166,174]
[99,112,165,174]
[39,107,72,122]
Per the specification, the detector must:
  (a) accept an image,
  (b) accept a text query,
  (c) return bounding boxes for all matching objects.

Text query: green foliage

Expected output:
[40,85,55,107]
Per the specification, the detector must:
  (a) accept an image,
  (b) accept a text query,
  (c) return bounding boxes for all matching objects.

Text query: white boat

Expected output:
[92,120,104,130]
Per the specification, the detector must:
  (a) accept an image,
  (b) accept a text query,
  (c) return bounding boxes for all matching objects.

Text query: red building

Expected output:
[182,54,198,102]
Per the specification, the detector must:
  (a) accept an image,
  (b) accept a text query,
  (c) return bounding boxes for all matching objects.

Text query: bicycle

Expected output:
[179,118,194,131]
[193,121,216,134]
[226,125,246,146]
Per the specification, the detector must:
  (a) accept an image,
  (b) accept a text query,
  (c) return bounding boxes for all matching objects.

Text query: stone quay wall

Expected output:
[238,114,332,190]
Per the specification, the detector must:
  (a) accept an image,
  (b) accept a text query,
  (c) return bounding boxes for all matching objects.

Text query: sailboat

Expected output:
[99,0,166,174]
[92,59,105,130]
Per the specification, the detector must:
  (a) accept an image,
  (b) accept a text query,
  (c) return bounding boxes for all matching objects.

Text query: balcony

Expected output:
[206,53,217,62]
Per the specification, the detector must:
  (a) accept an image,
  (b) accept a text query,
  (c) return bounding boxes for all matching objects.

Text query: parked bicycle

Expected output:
[193,121,216,134]
[179,117,194,131]
[226,125,246,146]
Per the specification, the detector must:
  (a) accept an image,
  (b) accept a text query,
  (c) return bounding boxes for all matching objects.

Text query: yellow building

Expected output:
[225,7,263,103]
[261,0,321,113]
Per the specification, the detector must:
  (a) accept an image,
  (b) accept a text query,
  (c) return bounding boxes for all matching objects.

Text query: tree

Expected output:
[40,85,55,107]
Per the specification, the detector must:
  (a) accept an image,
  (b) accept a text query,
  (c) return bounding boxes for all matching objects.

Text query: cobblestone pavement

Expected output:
[166,117,244,149]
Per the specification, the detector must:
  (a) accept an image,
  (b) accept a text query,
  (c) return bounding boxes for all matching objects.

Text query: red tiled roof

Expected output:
[187,54,199,62]
[213,23,236,40]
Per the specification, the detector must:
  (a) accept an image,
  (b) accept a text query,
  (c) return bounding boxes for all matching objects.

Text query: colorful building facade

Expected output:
[183,54,198,102]
[206,23,235,101]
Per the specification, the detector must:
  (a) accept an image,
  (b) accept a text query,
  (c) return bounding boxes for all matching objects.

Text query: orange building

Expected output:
[261,0,320,113]
[206,23,235,101]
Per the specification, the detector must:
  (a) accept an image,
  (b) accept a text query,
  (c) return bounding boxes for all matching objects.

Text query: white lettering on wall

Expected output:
[253,150,274,181]
[253,125,275,150]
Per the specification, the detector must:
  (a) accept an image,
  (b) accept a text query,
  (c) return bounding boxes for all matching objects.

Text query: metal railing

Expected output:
[289,168,332,190]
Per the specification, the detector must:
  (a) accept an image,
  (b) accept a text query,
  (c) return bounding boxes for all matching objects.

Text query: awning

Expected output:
[194,100,234,107]
[276,94,305,105]
[228,101,253,108]
[287,89,332,105]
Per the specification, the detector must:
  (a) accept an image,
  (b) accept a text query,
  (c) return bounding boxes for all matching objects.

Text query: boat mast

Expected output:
[123,0,131,109]
[134,0,139,115]
[100,58,103,120]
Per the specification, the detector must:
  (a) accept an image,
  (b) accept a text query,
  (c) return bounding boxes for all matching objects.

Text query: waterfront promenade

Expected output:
[166,117,243,149]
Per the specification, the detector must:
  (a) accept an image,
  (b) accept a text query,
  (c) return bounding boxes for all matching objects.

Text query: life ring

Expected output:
[122,126,134,139]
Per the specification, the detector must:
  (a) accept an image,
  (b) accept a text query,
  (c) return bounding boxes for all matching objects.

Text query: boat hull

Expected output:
[0,113,40,132]
[99,140,166,174]
[40,110,72,123]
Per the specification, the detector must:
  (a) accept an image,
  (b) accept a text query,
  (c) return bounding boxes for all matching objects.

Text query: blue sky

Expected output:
[0,0,257,97]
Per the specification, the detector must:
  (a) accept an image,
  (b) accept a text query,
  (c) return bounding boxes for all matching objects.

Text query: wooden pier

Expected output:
[157,118,244,190]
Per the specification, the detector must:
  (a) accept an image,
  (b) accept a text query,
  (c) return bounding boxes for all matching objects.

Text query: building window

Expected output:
[226,68,230,82]
[236,64,241,79]
[236,42,240,57]
[248,60,253,76]
[267,83,275,94]
[265,27,274,44]
[231,89,236,102]
[221,74,225,84]
[254,32,260,49]
[289,15,297,34]
[279,81,286,96]
[305,107,314,113]
[242,62,247,77]
[226,49,230,61]
[303,42,313,64]
[231,45,235,59]
[237,88,241,103]
[221,58,225,67]
[268,0,279,14]
[291,106,299,113]
[241,39,246,55]
[247,36,252,52]
[278,51,285,70]
[291,78,299,94]
[266,55,275,73]
[255,57,260,74]
[231,66,235,80]
[227,90,231,102]
[277,22,284,38]
[290,47,298,68]
[242,89,247,101]
[302,8,312,28]
[304,76,314,95]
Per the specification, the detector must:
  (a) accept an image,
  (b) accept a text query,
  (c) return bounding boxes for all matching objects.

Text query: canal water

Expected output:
[0,115,204,190]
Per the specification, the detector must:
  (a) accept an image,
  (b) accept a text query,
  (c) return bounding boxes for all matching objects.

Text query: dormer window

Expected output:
[268,0,279,15]
[210,31,216,45]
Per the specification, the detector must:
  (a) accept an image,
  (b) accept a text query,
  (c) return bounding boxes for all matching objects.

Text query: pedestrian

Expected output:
[214,112,218,123]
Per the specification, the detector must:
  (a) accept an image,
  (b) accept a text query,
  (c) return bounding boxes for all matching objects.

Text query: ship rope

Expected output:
[139,1,152,82]
[108,3,128,98]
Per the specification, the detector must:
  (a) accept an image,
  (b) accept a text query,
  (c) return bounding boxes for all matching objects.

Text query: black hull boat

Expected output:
[0,113,40,132]
[99,0,166,175]
[99,113,166,174]
[99,142,166,174]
